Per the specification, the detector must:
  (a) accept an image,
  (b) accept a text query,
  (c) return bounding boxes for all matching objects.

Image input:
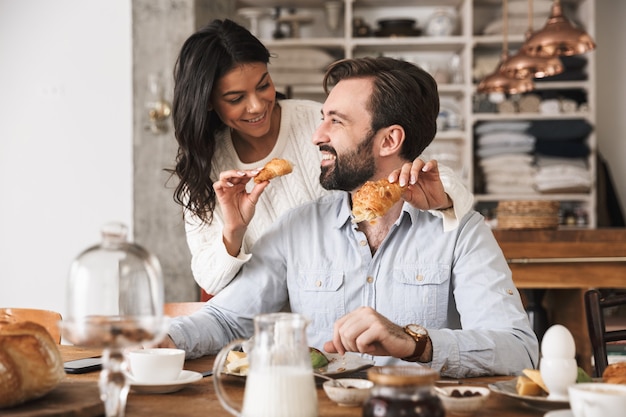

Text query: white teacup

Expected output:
[568,383,626,417]
[128,348,185,383]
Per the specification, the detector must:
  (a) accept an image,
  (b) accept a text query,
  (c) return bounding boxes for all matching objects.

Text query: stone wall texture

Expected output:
[132,0,234,302]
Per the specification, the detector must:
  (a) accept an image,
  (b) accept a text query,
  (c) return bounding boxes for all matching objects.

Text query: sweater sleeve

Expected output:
[428,164,475,232]
[184,210,252,295]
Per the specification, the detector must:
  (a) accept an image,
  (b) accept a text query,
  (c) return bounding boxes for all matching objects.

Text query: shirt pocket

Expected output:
[295,269,345,337]
[389,264,451,326]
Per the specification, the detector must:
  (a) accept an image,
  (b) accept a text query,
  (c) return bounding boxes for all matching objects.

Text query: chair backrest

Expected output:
[584,289,626,377]
[0,307,62,343]
[164,302,205,317]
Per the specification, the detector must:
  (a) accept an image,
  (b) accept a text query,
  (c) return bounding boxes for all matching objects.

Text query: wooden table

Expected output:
[493,229,626,374]
[4,345,559,417]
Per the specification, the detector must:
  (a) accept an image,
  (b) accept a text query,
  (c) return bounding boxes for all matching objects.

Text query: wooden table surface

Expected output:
[2,345,562,417]
[493,229,626,289]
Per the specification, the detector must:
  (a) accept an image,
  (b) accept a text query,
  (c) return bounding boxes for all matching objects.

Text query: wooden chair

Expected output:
[164,302,205,317]
[584,289,626,377]
[0,307,62,343]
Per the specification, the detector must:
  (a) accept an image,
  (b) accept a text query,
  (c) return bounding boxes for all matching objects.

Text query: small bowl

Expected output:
[436,386,490,415]
[322,378,374,407]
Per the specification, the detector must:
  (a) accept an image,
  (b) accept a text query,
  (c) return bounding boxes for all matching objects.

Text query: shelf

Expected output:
[472,112,593,121]
[351,36,467,48]
[236,0,597,228]
[475,194,593,203]
[263,38,347,48]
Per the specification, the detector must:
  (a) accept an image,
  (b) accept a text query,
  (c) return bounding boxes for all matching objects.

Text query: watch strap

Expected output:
[402,325,429,362]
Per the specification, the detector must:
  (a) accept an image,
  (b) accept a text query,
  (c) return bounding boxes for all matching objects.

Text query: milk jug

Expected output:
[213,313,318,417]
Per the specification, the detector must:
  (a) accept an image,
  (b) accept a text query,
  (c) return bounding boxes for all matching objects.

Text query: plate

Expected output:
[544,410,573,417]
[488,379,569,411]
[321,353,376,377]
[224,352,375,379]
[128,370,203,394]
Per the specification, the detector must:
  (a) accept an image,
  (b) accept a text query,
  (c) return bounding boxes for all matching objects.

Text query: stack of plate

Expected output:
[496,200,560,230]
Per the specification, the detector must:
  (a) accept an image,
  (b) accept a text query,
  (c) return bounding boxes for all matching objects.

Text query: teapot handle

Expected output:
[213,339,247,417]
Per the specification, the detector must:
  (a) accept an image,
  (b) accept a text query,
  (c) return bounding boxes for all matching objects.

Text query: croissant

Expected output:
[603,362,626,384]
[352,179,404,224]
[254,158,293,183]
[0,321,66,408]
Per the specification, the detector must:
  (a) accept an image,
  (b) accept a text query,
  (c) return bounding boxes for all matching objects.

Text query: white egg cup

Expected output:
[540,357,578,401]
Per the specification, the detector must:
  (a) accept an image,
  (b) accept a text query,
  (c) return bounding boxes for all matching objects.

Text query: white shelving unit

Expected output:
[236,0,597,228]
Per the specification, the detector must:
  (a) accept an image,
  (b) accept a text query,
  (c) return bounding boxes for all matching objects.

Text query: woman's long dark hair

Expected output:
[169,19,271,224]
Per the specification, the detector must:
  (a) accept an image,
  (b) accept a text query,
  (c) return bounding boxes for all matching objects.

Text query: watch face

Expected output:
[407,324,427,336]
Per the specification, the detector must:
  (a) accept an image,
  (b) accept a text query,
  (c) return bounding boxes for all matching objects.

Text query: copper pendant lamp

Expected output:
[501,0,564,79]
[477,0,534,94]
[523,0,595,57]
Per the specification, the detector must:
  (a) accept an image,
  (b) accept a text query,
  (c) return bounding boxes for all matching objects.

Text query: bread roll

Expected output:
[0,321,65,408]
[516,375,544,396]
[352,179,404,224]
[522,369,549,393]
[254,158,293,183]
[603,362,626,384]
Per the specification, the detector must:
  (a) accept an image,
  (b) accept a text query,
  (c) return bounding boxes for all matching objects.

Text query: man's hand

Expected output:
[156,335,178,349]
[388,159,452,211]
[323,307,415,359]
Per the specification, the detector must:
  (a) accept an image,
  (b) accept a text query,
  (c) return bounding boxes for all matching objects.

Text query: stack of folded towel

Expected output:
[528,120,593,193]
[475,121,537,194]
[475,119,593,195]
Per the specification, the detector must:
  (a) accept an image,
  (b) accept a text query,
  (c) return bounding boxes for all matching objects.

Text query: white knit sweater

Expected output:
[184,99,474,294]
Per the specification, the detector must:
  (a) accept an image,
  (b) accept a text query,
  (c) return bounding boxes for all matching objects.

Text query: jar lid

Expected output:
[367,366,439,386]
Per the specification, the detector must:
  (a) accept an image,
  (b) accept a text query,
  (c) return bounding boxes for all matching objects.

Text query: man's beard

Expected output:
[319,131,376,191]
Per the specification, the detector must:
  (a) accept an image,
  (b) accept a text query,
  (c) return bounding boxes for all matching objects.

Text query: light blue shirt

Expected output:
[169,192,539,378]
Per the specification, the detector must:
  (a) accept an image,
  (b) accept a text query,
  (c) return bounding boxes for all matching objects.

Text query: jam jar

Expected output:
[363,366,444,417]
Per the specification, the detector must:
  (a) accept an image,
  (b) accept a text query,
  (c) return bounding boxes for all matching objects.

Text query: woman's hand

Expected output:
[213,169,269,256]
[388,159,452,210]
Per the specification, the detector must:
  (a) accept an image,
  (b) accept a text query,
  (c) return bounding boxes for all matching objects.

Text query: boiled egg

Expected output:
[541,324,576,358]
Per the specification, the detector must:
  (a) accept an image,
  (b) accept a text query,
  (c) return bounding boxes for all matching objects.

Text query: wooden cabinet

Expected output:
[494,229,626,373]
[234,0,597,227]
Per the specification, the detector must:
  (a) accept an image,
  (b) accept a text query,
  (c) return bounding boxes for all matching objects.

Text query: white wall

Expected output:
[0,0,132,316]
[596,0,626,214]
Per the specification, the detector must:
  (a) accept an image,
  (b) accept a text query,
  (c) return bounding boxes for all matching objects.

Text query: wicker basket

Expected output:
[496,200,560,230]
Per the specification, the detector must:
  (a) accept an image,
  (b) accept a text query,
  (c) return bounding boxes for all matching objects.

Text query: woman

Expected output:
[170,19,473,296]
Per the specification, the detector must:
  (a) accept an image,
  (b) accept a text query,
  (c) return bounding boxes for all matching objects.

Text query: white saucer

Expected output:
[544,410,573,417]
[128,370,203,394]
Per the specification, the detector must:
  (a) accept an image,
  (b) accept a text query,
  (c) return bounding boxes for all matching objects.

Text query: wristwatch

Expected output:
[402,324,429,362]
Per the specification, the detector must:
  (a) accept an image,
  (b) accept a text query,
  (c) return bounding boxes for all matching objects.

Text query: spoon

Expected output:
[313,372,349,388]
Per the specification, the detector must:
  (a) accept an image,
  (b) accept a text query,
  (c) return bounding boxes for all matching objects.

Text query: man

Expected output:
[163,57,538,378]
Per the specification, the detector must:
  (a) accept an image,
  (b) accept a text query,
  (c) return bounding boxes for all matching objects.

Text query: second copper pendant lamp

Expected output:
[501,0,565,79]
[477,0,534,94]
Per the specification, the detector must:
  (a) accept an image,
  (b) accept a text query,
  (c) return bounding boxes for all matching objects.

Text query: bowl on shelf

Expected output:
[375,18,421,37]
[322,378,374,407]
[436,386,490,415]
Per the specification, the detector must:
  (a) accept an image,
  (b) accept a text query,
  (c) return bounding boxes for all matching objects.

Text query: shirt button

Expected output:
[315,280,322,287]
[367,276,374,284]
[507,289,514,295]
[360,240,367,246]
[416,274,424,282]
